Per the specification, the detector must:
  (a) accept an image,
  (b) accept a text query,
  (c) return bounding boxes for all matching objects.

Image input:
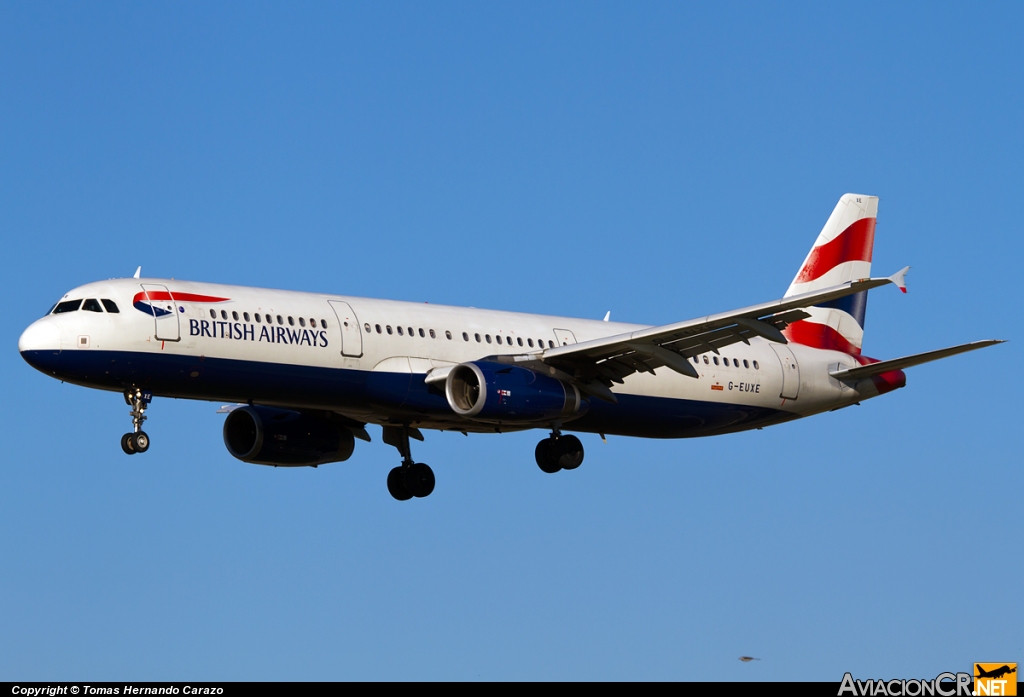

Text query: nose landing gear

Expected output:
[535,431,584,473]
[382,425,435,500]
[120,388,152,455]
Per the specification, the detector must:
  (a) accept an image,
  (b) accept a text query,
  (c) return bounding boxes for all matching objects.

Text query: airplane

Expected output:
[18,194,1003,501]
[976,665,1016,680]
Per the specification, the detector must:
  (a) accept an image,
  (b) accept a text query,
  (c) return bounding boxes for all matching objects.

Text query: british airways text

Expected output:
[189,319,328,347]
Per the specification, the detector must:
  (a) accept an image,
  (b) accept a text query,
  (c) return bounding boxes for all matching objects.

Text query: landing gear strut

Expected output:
[120,388,152,455]
[535,430,584,474]
[382,425,435,501]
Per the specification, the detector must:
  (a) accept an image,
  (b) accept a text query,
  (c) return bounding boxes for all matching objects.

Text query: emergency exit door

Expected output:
[328,300,363,357]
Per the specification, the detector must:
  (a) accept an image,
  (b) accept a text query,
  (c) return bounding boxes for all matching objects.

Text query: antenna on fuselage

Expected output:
[603,311,610,322]
[133,266,141,279]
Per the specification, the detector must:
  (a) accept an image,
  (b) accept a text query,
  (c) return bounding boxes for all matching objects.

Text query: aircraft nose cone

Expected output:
[19,319,61,355]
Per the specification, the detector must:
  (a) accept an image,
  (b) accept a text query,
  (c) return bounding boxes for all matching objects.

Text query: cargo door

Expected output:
[328,300,363,357]
[139,283,180,341]
[770,343,800,400]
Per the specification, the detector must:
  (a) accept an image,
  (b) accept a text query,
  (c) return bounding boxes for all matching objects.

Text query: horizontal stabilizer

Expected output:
[829,340,1005,381]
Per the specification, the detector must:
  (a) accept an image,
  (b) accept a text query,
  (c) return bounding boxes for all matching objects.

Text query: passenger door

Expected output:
[770,343,800,400]
[139,283,180,341]
[328,300,363,357]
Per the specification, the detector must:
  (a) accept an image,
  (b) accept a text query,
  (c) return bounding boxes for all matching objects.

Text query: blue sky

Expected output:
[1,2,1020,681]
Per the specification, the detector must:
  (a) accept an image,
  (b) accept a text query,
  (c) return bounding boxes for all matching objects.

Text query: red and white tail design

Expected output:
[783,194,878,356]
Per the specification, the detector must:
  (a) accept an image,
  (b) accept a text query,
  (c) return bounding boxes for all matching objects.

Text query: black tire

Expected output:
[556,434,584,470]
[404,463,435,498]
[132,431,150,453]
[387,466,413,501]
[535,438,561,473]
[121,433,137,455]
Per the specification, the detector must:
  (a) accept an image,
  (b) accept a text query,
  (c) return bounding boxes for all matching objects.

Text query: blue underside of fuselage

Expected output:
[20,349,796,438]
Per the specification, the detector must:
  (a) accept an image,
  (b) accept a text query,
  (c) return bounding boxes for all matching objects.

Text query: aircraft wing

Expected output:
[828,340,1005,381]
[516,269,910,403]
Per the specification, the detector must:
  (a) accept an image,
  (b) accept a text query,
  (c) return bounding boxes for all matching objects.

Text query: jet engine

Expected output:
[223,405,355,467]
[445,361,587,424]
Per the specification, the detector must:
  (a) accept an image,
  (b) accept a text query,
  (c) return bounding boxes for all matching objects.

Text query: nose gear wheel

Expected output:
[121,388,153,456]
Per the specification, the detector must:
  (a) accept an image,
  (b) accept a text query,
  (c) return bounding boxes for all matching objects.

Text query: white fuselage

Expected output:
[20,277,879,438]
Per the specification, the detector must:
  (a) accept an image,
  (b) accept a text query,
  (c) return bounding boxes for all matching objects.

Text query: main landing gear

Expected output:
[382,425,435,501]
[120,388,152,455]
[535,430,584,474]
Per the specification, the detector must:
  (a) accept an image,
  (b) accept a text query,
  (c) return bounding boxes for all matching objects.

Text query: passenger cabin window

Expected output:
[299,317,306,327]
[527,338,534,347]
[753,360,759,370]
[517,337,523,346]
[474,333,481,342]
[713,356,719,365]
[733,358,739,367]
[548,340,555,348]
[429,329,436,338]
[54,300,82,313]
[244,312,250,322]
[743,359,749,368]
[232,311,239,321]
[255,313,262,323]
[364,323,370,332]
[82,299,103,313]
[419,328,425,338]
[445,330,451,340]
[386,325,393,334]
[288,316,295,326]
[408,327,413,336]
[485,334,492,344]
[375,324,382,333]
[703,355,709,364]
[397,326,404,336]
[463,332,469,341]
[276,315,283,325]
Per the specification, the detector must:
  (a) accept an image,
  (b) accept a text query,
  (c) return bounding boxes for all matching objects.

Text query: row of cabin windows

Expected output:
[48,299,762,368]
[364,322,556,349]
[51,298,119,314]
[204,308,328,329]
[694,354,759,370]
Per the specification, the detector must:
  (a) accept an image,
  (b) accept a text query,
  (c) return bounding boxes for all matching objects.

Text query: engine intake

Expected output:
[445,361,586,424]
[223,406,355,467]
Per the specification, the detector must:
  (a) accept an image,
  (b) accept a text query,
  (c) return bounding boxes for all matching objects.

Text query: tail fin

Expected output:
[783,194,878,356]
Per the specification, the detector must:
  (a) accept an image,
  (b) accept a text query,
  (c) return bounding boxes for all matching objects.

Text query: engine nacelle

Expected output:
[445,361,587,424]
[223,406,355,467]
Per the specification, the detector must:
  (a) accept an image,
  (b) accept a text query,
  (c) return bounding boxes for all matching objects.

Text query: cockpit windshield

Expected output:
[50,298,119,315]
[53,300,82,314]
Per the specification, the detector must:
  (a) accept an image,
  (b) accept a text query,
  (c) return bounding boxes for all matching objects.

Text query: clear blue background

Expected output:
[1,1,1020,681]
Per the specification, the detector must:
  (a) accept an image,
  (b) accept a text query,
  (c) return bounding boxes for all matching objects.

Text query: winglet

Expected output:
[889,266,910,293]
[603,311,611,322]
[133,266,142,279]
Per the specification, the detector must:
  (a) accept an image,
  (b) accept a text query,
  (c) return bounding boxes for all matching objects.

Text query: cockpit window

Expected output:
[101,299,119,313]
[82,299,103,313]
[53,300,82,314]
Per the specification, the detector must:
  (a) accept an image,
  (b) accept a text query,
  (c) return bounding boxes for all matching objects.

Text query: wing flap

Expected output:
[829,340,1005,381]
